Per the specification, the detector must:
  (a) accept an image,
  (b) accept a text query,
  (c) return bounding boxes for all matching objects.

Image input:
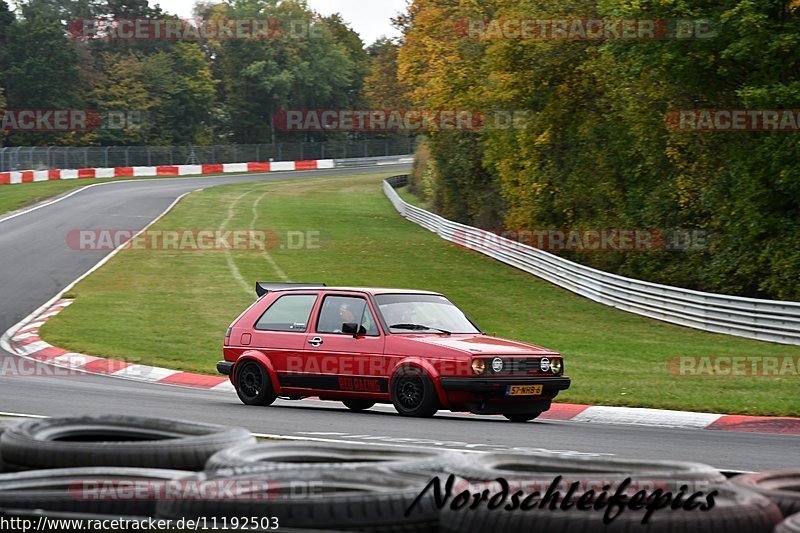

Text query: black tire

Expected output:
[204,441,464,476]
[440,482,781,533]
[156,468,439,532]
[235,360,277,406]
[390,369,438,418]
[503,413,542,422]
[732,469,800,517]
[0,428,5,473]
[342,399,376,411]
[777,512,800,533]
[0,415,255,471]
[0,467,191,517]
[446,452,727,484]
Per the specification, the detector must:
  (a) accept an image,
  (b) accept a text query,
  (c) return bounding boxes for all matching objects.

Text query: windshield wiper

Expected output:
[389,323,451,335]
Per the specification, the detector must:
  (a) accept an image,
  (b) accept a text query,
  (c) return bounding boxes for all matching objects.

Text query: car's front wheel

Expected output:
[235,361,276,406]
[391,370,438,418]
[342,399,375,411]
[503,412,542,423]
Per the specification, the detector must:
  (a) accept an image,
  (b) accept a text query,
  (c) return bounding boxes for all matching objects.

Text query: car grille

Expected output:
[492,357,549,375]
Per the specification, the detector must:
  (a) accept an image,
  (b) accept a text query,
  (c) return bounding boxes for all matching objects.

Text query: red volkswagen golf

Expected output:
[217,283,571,422]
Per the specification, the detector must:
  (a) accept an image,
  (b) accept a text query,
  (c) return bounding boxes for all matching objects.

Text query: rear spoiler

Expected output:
[255,282,326,297]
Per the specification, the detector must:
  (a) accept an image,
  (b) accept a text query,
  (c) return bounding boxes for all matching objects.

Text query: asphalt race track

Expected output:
[1,165,797,473]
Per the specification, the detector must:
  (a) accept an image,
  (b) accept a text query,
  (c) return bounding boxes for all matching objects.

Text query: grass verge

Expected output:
[42,171,800,416]
[0,180,107,216]
[0,171,272,217]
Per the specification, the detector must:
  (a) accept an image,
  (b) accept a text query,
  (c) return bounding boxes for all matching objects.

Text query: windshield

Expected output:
[375,293,480,334]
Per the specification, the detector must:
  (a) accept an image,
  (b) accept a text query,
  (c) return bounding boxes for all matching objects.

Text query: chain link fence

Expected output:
[0,138,415,172]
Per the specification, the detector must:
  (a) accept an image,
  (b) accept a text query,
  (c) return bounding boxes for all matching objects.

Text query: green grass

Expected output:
[0,180,107,216]
[0,171,267,216]
[42,171,800,416]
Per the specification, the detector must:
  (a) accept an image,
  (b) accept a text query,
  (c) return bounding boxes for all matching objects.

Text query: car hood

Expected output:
[391,333,559,356]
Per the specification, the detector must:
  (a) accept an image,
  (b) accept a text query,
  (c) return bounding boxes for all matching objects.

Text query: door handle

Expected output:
[308,337,323,347]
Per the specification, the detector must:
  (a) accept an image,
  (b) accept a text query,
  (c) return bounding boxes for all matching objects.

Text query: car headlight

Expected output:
[551,358,563,374]
[471,359,486,375]
[491,357,503,373]
[540,357,551,372]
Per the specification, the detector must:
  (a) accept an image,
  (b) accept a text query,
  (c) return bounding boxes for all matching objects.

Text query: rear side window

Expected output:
[254,294,317,332]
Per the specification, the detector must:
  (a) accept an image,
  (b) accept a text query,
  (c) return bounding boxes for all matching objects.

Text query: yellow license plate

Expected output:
[506,384,543,396]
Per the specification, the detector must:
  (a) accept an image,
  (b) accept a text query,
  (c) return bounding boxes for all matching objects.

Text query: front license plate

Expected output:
[506,384,543,396]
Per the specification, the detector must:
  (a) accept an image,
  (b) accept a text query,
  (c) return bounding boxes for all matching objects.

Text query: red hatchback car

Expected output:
[218,283,571,422]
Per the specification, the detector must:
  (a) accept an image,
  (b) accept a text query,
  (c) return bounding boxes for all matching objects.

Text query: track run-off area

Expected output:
[0,164,797,473]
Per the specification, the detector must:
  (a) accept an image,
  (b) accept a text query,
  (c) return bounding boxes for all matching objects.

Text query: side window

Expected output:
[316,296,379,336]
[254,294,317,332]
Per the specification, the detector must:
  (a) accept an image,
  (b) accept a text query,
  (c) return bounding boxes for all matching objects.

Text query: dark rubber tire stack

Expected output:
[731,470,800,517]
[439,482,782,533]
[437,452,780,532]
[446,453,728,484]
[156,468,438,532]
[205,440,464,476]
[777,512,800,533]
[0,427,5,473]
[0,467,192,517]
[0,415,255,470]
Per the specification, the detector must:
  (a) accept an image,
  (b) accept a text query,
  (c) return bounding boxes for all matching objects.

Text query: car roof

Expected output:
[268,286,443,296]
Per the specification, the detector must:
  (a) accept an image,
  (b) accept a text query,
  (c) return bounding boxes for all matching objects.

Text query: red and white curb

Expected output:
[5,300,800,435]
[4,299,234,392]
[0,160,334,186]
[540,403,800,435]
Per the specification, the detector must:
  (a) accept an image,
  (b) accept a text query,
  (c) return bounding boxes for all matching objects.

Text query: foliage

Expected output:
[396,0,800,300]
[0,0,373,146]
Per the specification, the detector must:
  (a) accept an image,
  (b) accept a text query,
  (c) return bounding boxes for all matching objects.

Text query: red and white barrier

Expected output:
[0,159,336,186]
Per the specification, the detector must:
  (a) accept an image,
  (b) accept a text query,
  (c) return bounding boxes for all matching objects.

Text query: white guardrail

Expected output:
[383,176,800,345]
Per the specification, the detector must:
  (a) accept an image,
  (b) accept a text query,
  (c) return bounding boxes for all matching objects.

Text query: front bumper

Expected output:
[440,376,571,395]
[217,361,234,376]
[441,376,571,415]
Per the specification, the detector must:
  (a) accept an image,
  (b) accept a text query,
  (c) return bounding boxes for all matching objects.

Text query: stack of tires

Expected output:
[0,414,797,532]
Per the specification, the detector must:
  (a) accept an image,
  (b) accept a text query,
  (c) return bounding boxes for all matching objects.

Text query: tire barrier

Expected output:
[205,441,462,475]
[439,482,781,533]
[0,429,5,474]
[777,512,800,533]
[0,467,192,517]
[0,414,792,532]
[732,470,800,517]
[0,415,255,471]
[446,453,727,484]
[156,468,439,532]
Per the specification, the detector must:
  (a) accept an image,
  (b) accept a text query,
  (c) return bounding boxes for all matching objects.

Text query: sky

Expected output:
[154,0,407,45]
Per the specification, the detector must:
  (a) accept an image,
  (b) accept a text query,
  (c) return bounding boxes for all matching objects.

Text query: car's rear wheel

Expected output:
[391,370,438,418]
[341,399,375,411]
[235,361,276,406]
[503,412,542,422]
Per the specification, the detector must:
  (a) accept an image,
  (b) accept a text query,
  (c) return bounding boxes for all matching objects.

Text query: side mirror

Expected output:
[341,322,367,337]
